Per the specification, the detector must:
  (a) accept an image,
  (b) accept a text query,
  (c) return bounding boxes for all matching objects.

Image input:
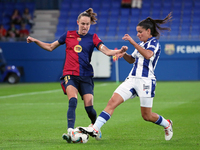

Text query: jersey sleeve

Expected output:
[93,33,103,49]
[131,49,137,58]
[58,32,67,45]
[147,39,158,52]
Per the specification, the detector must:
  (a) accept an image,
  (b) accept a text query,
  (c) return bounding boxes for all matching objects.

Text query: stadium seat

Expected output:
[96,28,106,38]
[181,18,192,27]
[180,30,190,40]
[169,28,180,37]
[142,1,151,9]
[120,8,131,17]
[107,27,117,37]
[117,27,127,37]
[152,2,162,12]
[119,17,129,25]
[81,3,91,12]
[109,17,119,24]
[162,2,172,11]
[130,8,140,17]
[102,3,111,9]
[128,29,137,37]
[111,1,121,8]
[25,2,35,13]
[55,0,200,41]
[183,1,193,10]
[190,29,200,39]
[161,10,171,18]
[89,26,96,34]
[61,3,71,10]
[129,18,139,26]
[15,3,25,14]
[71,3,81,9]
[151,10,161,19]
[2,17,10,26]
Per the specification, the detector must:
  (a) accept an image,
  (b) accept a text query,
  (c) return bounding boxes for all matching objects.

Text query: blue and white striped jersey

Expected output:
[128,37,161,79]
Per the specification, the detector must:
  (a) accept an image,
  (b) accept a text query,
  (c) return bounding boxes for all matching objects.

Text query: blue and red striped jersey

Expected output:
[58,30,103,77]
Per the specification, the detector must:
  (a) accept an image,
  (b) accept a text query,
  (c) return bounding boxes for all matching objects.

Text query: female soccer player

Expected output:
[79,13,173,141]
[27,8,127,143]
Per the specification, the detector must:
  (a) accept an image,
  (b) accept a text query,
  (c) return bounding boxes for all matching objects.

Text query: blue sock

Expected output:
[93,111,111,130]
[67,97,77,129]
[155,115,169,128]
[85,106,97,124]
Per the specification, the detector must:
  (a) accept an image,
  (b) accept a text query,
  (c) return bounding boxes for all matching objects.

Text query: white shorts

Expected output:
[114,77,156,108]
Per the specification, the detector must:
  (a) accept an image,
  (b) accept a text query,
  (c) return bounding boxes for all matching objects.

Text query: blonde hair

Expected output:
[77,8,97,25]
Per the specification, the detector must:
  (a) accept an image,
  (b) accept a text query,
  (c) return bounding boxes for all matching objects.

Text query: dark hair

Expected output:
[77,8,97,25]
[137,12,172,39]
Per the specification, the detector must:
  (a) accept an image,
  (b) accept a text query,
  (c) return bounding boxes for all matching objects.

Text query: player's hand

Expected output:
[27,36,35,43]
[116,46,128,59]
[122,34,134,42]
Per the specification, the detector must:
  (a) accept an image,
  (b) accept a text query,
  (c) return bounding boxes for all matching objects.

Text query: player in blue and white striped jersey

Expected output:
[79,13,173,141]
[128,36,160,79]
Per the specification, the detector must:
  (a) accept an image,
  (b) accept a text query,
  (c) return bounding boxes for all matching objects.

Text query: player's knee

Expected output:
[85,106,94,113]
[69,97,77,108]
[141,114,151,122]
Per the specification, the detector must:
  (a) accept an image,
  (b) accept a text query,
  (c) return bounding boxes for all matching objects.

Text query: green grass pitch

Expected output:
[0,81,200,150]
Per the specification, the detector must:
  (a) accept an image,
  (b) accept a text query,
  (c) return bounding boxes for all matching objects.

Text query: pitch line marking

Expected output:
[0,83,111,99]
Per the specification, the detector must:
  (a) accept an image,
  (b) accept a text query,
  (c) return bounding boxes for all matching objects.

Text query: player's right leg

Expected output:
[79,93,125,138]
[62,128,73,143]
[79,79,134,139]
[60,76,79,143]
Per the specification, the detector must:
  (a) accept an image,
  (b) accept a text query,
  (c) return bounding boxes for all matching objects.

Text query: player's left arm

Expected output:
[98,44,128,56]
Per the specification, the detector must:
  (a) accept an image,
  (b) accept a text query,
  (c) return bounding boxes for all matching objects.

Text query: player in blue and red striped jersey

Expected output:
[27,8,128,143]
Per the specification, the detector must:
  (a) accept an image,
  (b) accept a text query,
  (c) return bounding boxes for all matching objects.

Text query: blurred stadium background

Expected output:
[0,0,200,82]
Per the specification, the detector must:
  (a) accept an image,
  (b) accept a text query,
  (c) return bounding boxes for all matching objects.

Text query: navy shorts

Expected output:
[60,75,94,98]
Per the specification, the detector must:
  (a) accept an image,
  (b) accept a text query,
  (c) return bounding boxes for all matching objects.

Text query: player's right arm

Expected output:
[27,36,60,52]
[122,52,135,64]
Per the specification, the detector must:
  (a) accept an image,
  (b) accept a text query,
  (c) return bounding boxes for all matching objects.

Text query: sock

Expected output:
[67,97,77,129]
[155,115,170,128]
[85,106,97,124]
[93,111,111,131]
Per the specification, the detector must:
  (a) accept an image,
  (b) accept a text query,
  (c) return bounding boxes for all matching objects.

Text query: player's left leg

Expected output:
[83,94,97,124]
[140,98,173,141]
[80,76,96,125]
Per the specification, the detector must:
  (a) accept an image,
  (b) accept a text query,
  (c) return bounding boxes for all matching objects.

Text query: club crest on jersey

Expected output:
[77,37,81,41]
[74,45,82,53]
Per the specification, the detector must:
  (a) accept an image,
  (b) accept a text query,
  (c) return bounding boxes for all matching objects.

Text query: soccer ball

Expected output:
[71,128,89,143]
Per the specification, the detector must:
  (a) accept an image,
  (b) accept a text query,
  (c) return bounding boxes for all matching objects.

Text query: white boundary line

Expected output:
[0,83,111,99]
[0,89,61,99]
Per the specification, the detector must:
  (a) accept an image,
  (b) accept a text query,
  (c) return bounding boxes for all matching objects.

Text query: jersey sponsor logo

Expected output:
[143,84,150,94]
[164,44,175,55]
[74,45,82,53]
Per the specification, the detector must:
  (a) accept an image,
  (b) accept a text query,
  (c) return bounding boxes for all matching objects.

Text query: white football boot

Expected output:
[164,120,173,141]
[62,128,73,143]
[79,126,98,138]
[88,124,102,140]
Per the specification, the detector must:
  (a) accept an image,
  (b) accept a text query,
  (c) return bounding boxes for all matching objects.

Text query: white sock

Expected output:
[93,111,111,131]
[155,115,170,128]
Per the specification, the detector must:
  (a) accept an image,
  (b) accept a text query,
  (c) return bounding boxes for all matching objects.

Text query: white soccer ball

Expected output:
[71,128,89,143]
